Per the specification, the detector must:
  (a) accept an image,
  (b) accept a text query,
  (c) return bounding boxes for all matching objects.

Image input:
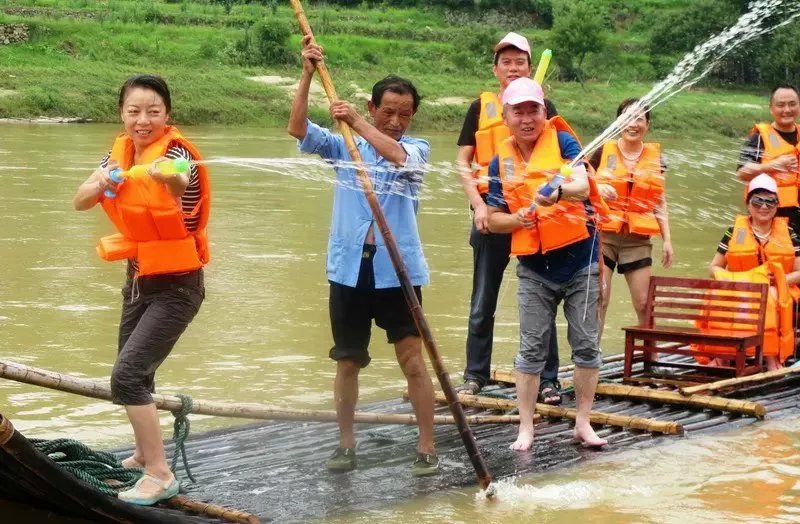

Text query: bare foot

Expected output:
[574,423,607,448]
[766,357,783,372]
[121,455,144,469]
[510,428,534,451]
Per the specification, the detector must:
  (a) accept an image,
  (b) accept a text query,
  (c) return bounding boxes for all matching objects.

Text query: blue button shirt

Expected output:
[298,120,430,288]
[486,131,599,284]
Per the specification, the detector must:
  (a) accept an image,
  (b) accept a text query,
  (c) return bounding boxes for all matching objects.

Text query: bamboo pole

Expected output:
[433,391,684,435]
[165,496,261,524]
[679,366,800,396]
[491,370,766,418]
[288,0,493,493]
[0,360,520,426]
[555,352,637,373]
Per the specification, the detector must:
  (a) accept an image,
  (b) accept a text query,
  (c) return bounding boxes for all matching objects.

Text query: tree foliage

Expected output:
[551,0,609,83]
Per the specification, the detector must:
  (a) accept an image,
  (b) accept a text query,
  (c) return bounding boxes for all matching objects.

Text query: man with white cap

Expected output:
[485,77,607,451]
[456,32,563,406]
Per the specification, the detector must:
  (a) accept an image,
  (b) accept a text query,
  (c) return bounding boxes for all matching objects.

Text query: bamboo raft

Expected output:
[1,354,800,523]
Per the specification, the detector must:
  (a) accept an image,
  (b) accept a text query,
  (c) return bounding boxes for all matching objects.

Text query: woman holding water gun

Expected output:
[73,74,210,506]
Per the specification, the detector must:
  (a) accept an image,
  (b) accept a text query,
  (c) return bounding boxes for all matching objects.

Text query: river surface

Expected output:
[0,123,797,522]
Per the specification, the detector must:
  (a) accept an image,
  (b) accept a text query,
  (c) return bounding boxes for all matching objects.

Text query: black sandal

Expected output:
[538,379,562,405]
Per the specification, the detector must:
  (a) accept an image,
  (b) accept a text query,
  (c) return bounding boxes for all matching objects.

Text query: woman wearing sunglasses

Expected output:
[709,173,800,370]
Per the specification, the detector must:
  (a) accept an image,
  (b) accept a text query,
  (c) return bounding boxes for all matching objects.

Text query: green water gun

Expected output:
[533,49,552,85]
[105,158,190,199]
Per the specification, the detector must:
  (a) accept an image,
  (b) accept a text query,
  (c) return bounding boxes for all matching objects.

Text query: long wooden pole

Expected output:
[491,370,766,418]
[679,366,800,396]
[0,360,520,426]
[433,391,684,435]
[288,0,493,492]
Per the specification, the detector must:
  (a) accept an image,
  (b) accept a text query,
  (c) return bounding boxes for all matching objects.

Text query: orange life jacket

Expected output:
[691,262,794,364]
[727,215,795,273]
[595,140,664,236]
[96,126,211,277]
[743,123,800,208]
[497,116,607,255]
[473,92,511,194]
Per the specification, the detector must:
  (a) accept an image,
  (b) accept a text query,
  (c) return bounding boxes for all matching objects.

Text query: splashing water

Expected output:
[571,0,800,167]
[182,0,800,213]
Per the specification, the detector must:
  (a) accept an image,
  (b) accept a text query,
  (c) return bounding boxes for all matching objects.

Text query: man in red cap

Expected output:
[485,77,607,451]
[455,32,562,406]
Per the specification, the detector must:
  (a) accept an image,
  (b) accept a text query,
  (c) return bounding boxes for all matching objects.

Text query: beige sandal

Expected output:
[118,473,179,506]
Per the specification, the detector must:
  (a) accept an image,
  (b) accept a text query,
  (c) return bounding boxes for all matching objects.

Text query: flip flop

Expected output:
[118,473,179,506]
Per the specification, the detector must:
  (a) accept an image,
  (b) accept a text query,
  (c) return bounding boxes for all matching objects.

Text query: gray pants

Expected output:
[111,270,204,406]
[515,263,602,375]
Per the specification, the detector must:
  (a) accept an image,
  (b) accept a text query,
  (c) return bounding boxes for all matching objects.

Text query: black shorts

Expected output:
[329,245,421,368]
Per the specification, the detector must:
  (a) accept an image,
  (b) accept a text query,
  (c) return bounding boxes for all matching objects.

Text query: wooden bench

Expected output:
[622,276,769,380]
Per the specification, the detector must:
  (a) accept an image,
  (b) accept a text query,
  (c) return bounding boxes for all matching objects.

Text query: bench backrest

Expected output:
[644,276,769,333]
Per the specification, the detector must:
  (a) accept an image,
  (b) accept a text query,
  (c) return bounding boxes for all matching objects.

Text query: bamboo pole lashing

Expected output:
[288,0,493,492]
[0,360,518,426]
[165,496,261,524]
[432,391,684,435]
[679,366,800,396]
[490,369,766,418]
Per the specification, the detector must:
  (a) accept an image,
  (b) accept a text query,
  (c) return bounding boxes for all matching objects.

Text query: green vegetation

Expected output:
[0,0,796,136]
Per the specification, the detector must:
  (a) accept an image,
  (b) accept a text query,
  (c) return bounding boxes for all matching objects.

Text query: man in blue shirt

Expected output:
[485,77,607,451]
[288,35,437,475]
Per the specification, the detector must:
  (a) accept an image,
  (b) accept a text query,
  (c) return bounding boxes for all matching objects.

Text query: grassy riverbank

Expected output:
[0,0,774,137]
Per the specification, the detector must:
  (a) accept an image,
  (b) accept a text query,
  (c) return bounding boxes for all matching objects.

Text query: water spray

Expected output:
[569,0,800,170]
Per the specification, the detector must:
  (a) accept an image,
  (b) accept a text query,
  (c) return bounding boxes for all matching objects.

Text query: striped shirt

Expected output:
[99,142,201,232]
[717,225,800,257]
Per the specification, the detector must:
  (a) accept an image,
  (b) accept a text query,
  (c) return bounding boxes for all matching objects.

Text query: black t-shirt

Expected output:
[717,224,800,257]
[456,97,558,147]
[737,126,799,169]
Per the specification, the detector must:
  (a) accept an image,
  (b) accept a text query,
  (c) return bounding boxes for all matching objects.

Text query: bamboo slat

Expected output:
[490,369,765,418]
[555,351,638,373]
[0,360,513,427]
[165,496,260,524]
[432,391,684,435]
[679,366,800,396]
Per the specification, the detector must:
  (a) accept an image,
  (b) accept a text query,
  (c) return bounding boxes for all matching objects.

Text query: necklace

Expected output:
[752,225,771,241]
[617,139,643,162]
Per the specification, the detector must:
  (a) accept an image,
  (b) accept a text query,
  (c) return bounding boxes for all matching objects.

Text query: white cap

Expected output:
[747,173,778,199]
[494,32,531,57]
[501,77,544,107]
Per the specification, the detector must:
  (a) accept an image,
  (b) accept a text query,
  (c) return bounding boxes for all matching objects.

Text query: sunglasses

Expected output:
[749,196,779,208]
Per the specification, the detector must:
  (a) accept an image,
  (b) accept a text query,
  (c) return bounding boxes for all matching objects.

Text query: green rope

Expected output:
[170,393,195,483]
[30,438,141,496]
[28,394,197,497]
